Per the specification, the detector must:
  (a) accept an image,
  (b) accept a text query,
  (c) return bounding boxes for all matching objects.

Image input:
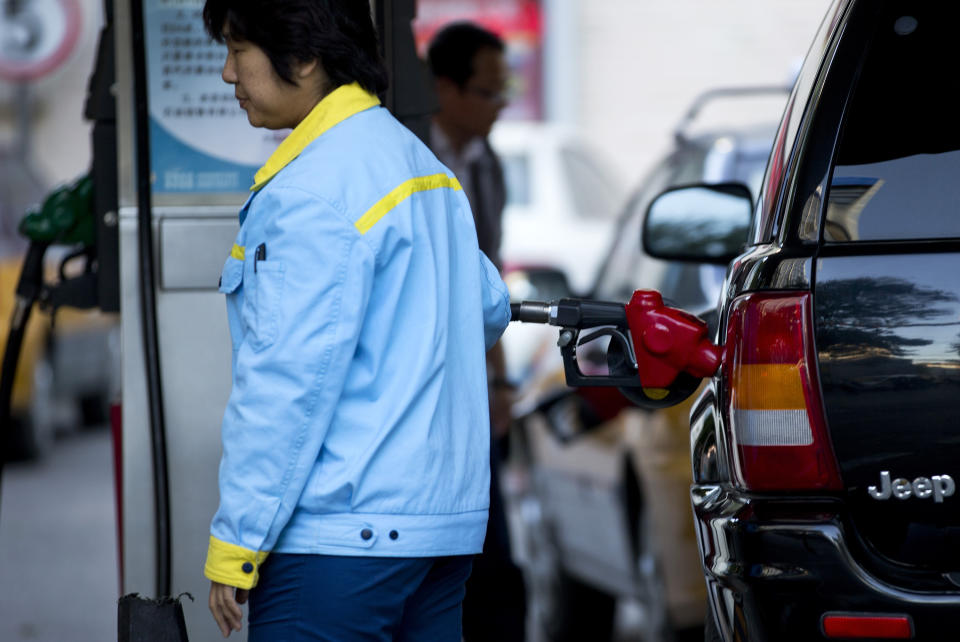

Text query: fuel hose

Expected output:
[129,0,172,599]
[0,241,49,517]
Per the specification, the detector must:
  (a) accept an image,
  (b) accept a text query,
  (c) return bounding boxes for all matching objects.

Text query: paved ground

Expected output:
[0,425,663,641]
[0,428,117,642]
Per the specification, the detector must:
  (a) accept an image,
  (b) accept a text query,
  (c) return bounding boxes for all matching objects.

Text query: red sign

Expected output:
[414,0,543,121]
[0,0,81,82]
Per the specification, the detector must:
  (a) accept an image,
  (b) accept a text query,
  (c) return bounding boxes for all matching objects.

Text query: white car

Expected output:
[490,121,625,295]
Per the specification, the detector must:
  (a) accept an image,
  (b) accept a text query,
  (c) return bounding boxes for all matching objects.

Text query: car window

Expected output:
[751,0,849,245]
[733,149,770,201]
[702,140,770,202]
[661,145,768,309]
[594,135,772,309]
[825,2,960,242]
[593,156,691,301]
[560,147,619,219]
[500,153,531,207]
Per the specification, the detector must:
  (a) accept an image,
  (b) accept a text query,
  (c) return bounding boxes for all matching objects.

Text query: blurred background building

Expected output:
[4,0,830,210]
[413,0,830,181]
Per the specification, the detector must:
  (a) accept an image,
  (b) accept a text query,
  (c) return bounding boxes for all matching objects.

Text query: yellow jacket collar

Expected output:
[251,82,380,191]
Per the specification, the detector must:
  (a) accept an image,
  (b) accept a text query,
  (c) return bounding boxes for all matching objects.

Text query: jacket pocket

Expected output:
[219,256,243,294]
[219,256,246,352]
[249,261,285,352]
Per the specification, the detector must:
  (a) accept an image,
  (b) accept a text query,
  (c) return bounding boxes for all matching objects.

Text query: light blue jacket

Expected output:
[204,84,511,589]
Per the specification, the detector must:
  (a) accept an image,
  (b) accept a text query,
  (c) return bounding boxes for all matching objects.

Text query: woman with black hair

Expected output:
[200,2,511,639]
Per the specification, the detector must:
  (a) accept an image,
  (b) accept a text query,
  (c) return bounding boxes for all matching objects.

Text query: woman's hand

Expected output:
[209,581,249,637]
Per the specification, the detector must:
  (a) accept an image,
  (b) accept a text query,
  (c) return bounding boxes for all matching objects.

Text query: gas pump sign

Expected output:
[142,0,280,194]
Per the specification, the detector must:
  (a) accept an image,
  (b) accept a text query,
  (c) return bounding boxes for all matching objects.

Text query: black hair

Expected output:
[427,22,505,88]
[202,0,388,96]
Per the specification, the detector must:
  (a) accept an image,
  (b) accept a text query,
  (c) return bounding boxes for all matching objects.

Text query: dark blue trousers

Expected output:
[248,553,473,641]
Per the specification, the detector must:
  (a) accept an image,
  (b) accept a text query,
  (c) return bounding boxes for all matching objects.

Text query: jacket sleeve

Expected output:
[479,250,511,351]
[204,186,375,589]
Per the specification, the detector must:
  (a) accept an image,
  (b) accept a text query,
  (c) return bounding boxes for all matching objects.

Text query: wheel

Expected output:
[521,491,616,642]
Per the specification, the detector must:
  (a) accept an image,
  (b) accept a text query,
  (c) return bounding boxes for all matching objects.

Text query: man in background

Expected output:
[428,22,527,642]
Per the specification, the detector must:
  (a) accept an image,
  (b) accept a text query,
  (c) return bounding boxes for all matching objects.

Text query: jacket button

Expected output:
[361,528,373,540]
[389,530,399,540]
[241,562,254,574]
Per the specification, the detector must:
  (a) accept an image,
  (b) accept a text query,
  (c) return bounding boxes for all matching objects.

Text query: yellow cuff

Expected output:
[203,536,269,590]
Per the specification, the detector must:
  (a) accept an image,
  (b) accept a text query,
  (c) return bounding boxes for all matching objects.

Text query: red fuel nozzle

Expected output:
[509,290,723,395]
[625,290,723,388]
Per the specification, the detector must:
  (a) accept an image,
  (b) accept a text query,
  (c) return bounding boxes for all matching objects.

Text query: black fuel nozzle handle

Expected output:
[510,298,627,329]
[510,297,640,391]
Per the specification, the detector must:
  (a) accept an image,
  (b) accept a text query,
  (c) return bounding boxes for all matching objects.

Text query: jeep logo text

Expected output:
[868,471,955,503]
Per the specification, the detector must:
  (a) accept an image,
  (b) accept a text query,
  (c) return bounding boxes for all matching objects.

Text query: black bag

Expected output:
[118,593,191,642]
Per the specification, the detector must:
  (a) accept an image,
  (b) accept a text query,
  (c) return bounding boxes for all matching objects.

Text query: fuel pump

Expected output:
[0,174,99,498]
[511,289,723,409]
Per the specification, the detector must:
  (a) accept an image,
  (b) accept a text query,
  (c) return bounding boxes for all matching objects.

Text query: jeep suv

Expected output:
[642,1,960,639]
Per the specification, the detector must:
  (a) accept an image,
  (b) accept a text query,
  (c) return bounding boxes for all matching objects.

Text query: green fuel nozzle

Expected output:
[18,174,95,247]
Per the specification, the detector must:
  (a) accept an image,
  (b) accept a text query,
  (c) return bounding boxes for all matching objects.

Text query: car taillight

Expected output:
[724,292,842,491]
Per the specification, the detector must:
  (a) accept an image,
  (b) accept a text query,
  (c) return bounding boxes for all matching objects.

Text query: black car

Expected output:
[640,0,960,639]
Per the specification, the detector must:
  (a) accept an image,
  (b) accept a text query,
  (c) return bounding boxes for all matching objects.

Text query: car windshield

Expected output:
[500,153,531,207]
[561,146,621,218]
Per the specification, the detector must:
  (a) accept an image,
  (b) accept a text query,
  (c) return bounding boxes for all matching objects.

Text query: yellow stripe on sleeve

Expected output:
[354,174,462,235]
[203,536,269,590]
[230,244,245,261]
